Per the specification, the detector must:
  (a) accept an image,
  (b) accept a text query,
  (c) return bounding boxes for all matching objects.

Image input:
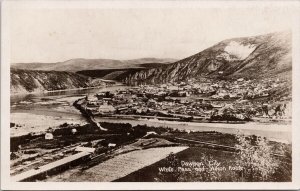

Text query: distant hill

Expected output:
[10,58,177,93]
[75,62,167,80]
[76,68,144,81]
[11,69,89,94]
[11,58,177,72]
[125,31,292,84]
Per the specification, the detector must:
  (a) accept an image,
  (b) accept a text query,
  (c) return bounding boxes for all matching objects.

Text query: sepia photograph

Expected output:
[1,0,300,190]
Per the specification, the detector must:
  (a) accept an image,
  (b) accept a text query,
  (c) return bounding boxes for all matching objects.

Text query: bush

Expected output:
[235,134,280,181]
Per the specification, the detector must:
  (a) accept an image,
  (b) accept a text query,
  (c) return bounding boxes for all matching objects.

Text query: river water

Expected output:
[11,86,129,103]
[10,86,292,143]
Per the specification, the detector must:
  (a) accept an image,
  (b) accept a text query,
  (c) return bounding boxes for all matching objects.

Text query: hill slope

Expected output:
[125,31,292,84]
[11,69,89,94]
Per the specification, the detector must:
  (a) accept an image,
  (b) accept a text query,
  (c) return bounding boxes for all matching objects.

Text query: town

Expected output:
[78,77,292,123]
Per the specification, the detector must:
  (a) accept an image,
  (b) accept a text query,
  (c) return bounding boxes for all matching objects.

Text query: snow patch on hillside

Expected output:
[224,41,256,60]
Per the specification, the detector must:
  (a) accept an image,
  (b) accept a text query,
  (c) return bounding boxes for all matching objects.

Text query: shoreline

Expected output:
[10,83,126,96]
[11,86,100,96]
[93,114,291,125]
[10,110,292,143]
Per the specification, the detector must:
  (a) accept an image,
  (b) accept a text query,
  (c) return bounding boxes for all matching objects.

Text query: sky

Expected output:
[7,1,296,63]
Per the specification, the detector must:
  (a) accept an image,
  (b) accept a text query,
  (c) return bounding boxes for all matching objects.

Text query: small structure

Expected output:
[11,151,92,182]
[143,131,158,138]
[71,128,77,134]
[45,133,53,140]
[86,94,98,101]
[99,102,116,114]
[108,143,116,148]
[75,146,95,153]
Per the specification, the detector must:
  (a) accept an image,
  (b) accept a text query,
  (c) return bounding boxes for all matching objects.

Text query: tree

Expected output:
[235,134,279,181]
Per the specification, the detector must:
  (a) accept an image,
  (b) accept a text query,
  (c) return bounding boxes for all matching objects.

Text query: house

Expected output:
[108,143,116,148]
[143,131,158,138]
[75,147,95,153]
[86,94,98,102]
[45,133,53,140]
[211,103,224,108]
[71,128,77,134]
[167,86,178,91]
[99,103,116,114]
[178,91,190,97]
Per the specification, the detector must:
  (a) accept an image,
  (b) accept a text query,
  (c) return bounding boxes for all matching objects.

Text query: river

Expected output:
[10,86,292,143]
[11,86,129,103]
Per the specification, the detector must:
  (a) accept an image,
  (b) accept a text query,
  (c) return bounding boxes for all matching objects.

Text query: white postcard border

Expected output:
[1,0,300,190]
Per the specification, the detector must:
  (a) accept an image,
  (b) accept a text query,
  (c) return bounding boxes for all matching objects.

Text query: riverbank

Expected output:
[10,108,292,143]
[10,112,87,137]
[11,84,123,96]
[95,117,291,143]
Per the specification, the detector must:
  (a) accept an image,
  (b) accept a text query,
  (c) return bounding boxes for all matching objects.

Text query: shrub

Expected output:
[235,134,279,181]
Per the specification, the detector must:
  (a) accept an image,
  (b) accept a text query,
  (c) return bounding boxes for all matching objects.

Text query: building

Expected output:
[99,102,116,114]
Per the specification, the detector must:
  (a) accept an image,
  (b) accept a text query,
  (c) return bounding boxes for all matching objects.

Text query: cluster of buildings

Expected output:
[81,77,291,121]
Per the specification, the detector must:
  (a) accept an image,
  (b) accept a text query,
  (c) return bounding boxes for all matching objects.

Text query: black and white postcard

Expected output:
[1,0,300,190]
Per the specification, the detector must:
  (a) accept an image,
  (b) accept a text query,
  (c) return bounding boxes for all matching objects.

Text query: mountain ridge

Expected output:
[125,31,292,84]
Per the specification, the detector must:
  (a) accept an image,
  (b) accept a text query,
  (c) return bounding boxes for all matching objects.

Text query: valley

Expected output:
[9,31,293,182]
